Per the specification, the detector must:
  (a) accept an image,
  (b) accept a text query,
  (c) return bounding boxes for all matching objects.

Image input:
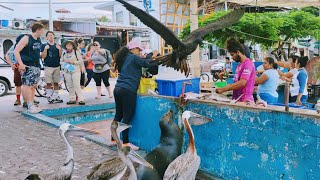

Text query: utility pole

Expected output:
[190,0,200,77]
[49,0,53,31]
[145,0,150,14]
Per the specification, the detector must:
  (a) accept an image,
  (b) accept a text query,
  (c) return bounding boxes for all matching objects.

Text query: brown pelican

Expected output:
[25,123,99,180]
[87,121,153,180]
[163,111,212,180]
[115,0,244,75]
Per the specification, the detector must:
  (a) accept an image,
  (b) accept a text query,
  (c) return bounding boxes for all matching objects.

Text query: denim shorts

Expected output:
[22,66,41,86]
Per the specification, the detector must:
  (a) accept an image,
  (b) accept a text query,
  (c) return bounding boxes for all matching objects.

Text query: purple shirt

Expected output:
[233,58,256,102]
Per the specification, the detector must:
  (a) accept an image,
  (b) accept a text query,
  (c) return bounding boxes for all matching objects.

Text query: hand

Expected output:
[215,88,226,94]
[56,44,61,50]
[44,45,50,50]
[11,64,16,71]
[18,63,26,72]
[295,100,302,106]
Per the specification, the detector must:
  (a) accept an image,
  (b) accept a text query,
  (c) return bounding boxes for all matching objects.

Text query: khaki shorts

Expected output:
[45,67,60,84]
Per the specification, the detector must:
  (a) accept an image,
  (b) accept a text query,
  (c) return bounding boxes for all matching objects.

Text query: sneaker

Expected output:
[47,96,55,104]
[22,102,28,108]
[54,96,63,103]
[27,105,42,114]
[123,143,139,151]
[66,101,77,105]
[14,100,21,106]
[78,101,85,105]
[33,100,40,105]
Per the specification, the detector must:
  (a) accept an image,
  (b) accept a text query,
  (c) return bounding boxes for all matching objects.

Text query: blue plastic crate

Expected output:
[156,78,200,97]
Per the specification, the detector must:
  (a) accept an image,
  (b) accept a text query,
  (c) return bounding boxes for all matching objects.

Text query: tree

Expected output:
[99,16,110,22]
[180,9,320,60]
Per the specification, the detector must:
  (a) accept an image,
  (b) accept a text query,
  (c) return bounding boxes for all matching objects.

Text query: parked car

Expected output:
[0,60,14,97]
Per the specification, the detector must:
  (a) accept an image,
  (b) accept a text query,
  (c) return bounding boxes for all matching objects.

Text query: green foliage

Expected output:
[301,6,320,16]
[180,9,320,49]
[99,16,110,22]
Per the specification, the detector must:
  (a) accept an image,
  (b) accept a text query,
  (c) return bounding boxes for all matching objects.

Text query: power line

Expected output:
[227,28,291,43]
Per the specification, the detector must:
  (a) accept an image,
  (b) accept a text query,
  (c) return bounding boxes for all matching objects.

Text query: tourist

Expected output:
[40,31,63,103]
[216,38,256,103]
[84,43,94,87]
[218,57,232,81]
[14,22,44,113]
[255,57,279,103]
[61,40,85,105]
[112,37,158,150]
[91,41,113,99]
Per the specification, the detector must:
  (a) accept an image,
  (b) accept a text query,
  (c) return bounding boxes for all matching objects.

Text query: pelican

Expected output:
[25,123,99,180]
[87,121,153,180]
[163,111,212,180]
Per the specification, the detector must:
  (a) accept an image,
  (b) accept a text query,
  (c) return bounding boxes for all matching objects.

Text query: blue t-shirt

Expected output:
[115,53,153,93]
[41,43,60,67]
[257,69,279,98]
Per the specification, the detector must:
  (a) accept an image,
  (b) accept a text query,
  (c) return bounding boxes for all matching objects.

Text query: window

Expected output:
[116,11,123,23]
[129,13,137,26]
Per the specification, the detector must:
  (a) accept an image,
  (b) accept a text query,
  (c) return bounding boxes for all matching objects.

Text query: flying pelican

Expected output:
[87,121,153,180]
[25,123,99,180]
[163,111,212,180]
[115,0,244,75]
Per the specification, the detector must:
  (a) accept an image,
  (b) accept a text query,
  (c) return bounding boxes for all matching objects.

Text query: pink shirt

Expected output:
[233,59,256,102]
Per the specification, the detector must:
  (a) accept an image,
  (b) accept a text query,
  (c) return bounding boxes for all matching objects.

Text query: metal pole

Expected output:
[145,0,150,14]
[190,0,200,77]
[49,0,53,31]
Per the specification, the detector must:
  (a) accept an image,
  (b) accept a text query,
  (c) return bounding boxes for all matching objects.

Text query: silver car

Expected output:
[0,59,14,96]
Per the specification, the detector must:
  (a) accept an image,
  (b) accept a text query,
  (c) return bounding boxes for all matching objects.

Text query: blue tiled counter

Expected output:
[129,95,320,179]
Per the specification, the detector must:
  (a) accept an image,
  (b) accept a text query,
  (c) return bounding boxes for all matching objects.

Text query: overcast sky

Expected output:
[0,0,113,20]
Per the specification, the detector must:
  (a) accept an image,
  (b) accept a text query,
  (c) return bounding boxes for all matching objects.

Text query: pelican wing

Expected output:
[87,157,127,180]
[150,54,190,76]
[39,159,74,180]
[163,154,200,180]
[184,9,245,44]
[115,0,185,49]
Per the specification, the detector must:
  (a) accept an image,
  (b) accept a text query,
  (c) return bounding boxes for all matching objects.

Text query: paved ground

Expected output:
[0,79,123,180]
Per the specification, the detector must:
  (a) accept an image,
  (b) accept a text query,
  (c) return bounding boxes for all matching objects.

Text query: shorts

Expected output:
[45,66,60,84]
[22,66,41,86]
[13,67,22,87]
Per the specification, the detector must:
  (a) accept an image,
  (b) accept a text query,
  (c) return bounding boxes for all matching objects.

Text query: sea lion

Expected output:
[137,109,183,180]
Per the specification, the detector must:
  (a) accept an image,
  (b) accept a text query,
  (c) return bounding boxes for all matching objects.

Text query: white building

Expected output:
[95,0,161,51]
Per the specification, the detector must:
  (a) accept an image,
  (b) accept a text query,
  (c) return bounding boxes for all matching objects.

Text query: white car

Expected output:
[0,62,15,96]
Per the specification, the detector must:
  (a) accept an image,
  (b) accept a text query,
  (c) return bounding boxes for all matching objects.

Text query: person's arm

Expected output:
[216,79,247,93]
[255,73,268,85]
[13,35,28,71]
[135,52,158,68]
[41,44,50,59]
[276,61,291,69]
[296,71,307,103]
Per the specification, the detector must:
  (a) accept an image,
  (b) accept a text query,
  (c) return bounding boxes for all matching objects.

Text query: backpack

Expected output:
[7,34,31,64]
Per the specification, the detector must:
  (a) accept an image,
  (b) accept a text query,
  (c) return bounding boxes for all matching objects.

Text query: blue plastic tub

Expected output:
[156,78,200,97]
[226,78,234,84]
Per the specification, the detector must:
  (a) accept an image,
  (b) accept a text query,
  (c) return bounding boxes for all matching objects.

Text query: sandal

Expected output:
[79,101,85,105]
[66,101,76,105]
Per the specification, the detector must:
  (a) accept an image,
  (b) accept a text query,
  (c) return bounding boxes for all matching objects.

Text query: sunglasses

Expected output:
[93,44,99,46]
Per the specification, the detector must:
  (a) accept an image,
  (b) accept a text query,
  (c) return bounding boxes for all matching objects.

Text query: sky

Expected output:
[0,0,113,20]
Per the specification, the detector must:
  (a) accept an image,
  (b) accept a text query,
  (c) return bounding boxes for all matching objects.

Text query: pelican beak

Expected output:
[69,125,100,137]
[128,150,153,169]
[188,112,212,126]
[116,122,132,133]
